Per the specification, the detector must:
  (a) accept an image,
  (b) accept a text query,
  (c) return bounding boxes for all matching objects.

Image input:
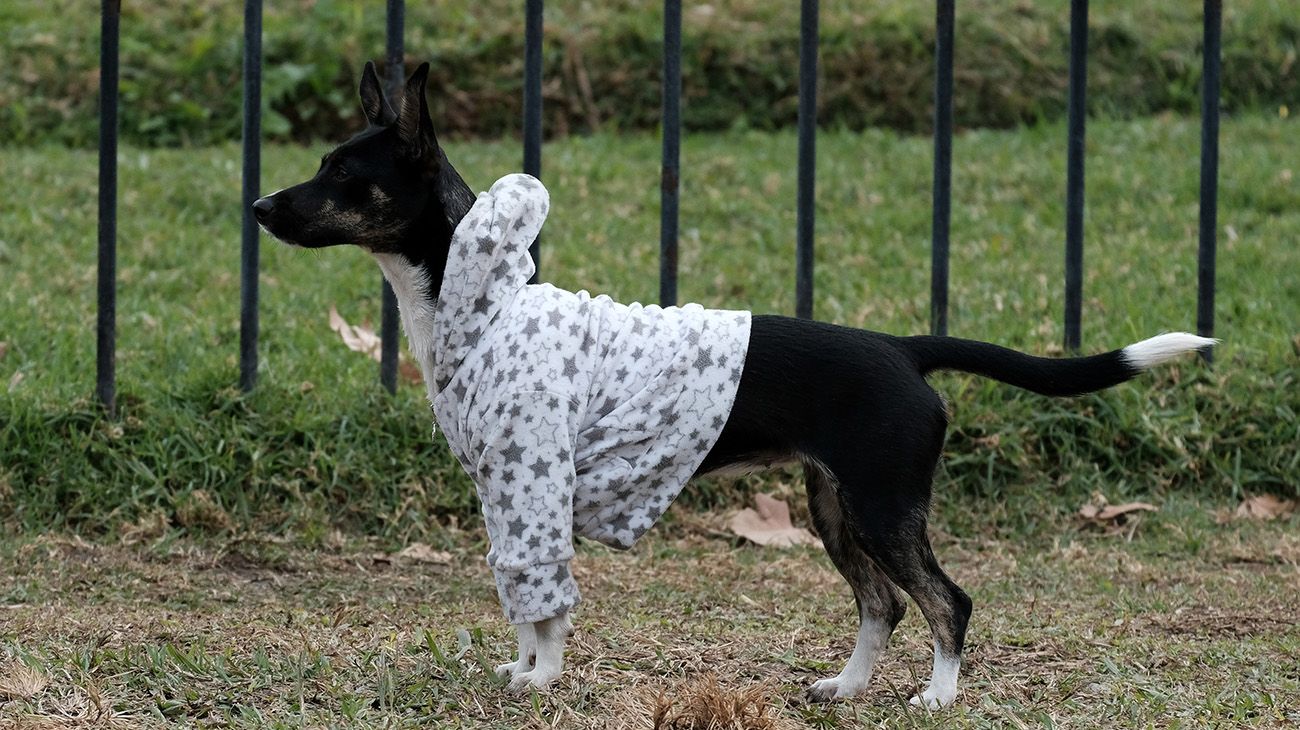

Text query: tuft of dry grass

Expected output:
[0,663,49,700]
[647,674,794,730]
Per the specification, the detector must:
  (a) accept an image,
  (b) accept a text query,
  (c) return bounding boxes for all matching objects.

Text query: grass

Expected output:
[2,0,1297,145]
[0,114,1297,727]
[1,499,1297,728]
[2,113,1297,537]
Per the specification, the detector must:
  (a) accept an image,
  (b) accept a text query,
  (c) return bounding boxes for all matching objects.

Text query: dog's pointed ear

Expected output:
[396,62,438,162]
[359,61,397,127]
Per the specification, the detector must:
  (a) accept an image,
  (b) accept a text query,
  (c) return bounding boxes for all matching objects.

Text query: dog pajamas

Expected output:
[427,174,750,624]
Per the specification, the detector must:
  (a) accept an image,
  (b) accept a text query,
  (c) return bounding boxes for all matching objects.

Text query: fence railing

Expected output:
[93,0,1225,413]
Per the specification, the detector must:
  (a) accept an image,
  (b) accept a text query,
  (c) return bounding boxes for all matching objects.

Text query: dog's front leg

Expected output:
[495,622,536,679]
[505,612,573,693]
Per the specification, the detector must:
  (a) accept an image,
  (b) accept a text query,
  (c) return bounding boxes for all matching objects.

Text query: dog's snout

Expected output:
[252,196,275,222]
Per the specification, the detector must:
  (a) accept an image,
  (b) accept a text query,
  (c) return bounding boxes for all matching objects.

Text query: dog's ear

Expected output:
[359,61,397,127]
[396,62,439,167]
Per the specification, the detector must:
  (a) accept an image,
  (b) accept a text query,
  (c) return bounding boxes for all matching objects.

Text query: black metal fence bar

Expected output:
[97,0,120,414]
[524,0,543,284]
[1062,0,1088,351]
[239,0,263,391]
[930,0,955,337]
[659,0,682,307]
[795,0,818,319]
[1198,0,1221,362]
[380,0,405,392]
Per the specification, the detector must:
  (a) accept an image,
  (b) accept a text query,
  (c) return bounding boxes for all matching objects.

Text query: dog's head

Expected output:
[254,61,473,269]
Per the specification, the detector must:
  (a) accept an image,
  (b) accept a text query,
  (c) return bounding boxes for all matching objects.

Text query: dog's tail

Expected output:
[898,332,1216,397]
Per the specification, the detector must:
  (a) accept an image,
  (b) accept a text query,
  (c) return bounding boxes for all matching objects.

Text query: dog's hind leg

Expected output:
[803,457,907,702]
[830,406,971,709]
[869,524,969,709]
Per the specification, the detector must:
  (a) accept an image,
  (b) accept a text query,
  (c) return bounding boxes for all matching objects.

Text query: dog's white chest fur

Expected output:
[372,251,440,405]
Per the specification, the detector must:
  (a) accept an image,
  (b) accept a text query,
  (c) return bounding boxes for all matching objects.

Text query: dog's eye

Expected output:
[332,166,351,182]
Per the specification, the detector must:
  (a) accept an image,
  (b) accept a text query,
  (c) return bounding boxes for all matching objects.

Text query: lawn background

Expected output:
[1,3,1298,727]
[2,115,1296,539]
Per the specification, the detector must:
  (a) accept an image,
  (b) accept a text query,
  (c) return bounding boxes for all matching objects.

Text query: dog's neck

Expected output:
[372,160,475,391]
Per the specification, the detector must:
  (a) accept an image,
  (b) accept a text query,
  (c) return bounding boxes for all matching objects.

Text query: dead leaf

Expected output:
[728,493,821,548]
[329,305,382,361]
[399,358,423,384]
[6,371,21,392]
[1078,500,1158,523]
[394,543,453,565]
[330,305,423,384]
[1234,494,1296,522]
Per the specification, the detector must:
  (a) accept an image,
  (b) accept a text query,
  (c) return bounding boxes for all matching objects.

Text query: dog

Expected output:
[254,62,1215,708]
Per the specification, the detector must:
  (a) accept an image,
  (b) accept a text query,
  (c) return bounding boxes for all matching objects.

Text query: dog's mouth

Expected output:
[254,204,317,248]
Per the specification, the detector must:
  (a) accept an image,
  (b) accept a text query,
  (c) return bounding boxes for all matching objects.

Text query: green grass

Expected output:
[1,115,1297,729]
[1,114,1298,538]
[1,500,1297,728]
[2,0,1297,145]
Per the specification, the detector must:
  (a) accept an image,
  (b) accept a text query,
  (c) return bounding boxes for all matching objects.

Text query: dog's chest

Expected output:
[372,252,440,400]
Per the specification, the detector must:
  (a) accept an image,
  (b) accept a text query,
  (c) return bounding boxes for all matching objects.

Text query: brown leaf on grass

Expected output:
[1233,494,1296,522]
[1078,500,1158,523]
[398,358,423,384]
[728,493,821,548]
[0,663,49,700]
[394,543,453,565]
[329,305,423,384]
[329,305,382,361]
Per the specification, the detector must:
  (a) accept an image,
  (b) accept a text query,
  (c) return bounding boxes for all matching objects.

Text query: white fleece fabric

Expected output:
[428,174,751,625]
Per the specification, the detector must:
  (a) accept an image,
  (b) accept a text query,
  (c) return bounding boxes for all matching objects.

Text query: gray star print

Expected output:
[423,173,750,626]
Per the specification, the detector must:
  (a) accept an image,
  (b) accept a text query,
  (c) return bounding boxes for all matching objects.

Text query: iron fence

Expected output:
[93,0,1225,413]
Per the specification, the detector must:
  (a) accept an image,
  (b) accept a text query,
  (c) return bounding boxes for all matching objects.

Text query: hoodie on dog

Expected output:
[427,174,750,625]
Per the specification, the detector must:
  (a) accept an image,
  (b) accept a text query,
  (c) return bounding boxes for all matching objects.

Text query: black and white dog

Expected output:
[254,63,1214,708]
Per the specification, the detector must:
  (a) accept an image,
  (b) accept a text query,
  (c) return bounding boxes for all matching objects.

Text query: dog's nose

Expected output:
[252,197,274,222]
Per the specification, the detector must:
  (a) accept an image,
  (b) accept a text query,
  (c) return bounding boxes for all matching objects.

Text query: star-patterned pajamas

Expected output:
[427,174,750,625]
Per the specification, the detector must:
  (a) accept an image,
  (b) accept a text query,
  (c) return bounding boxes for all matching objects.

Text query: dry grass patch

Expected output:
[1,499,1298,728]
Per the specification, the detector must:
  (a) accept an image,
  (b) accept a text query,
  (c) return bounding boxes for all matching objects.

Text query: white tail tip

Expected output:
[1121,332,1218,370]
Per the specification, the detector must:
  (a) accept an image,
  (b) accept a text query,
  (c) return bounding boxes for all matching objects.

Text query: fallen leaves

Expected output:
[370,542,453,568]
[1078,501,1158,523]
[1217,494,1297,523]
[1077,494,1157,538]
[394,542,453,565]
[728,494,821,549]
[327,305,422,384]
[329,305,382,360]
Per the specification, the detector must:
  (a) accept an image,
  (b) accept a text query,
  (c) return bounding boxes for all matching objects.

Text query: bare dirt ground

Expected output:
[2,502,1298,729]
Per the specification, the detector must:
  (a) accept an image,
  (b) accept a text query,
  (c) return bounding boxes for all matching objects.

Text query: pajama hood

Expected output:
[428,174,751,624]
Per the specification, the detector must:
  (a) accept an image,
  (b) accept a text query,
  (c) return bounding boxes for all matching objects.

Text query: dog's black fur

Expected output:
[257,63,1173,702]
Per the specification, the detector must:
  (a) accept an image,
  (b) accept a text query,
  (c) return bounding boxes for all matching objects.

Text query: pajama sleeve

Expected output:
[474,390,582,625]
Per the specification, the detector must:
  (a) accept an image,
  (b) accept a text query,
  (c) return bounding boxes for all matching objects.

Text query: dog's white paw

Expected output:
[506,667,560,693]
[806,675,867,702]
[908,688,956,709]
[495,660,529,679]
